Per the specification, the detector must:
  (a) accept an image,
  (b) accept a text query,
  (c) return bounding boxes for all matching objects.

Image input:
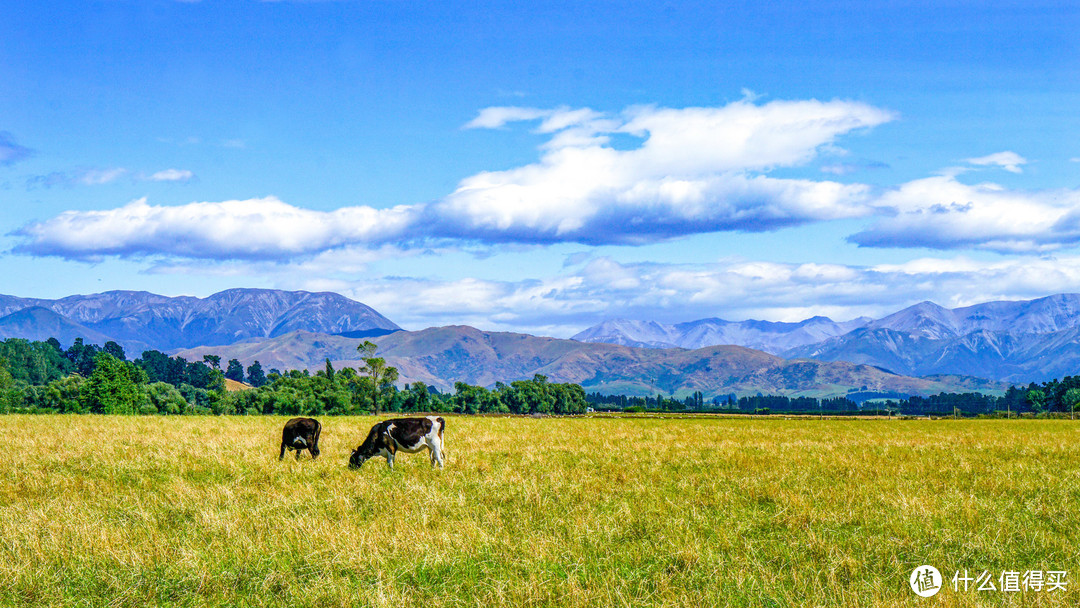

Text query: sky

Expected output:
[2,1,1079,337]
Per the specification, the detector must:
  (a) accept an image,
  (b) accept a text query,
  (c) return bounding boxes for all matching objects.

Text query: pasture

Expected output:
[0,415,1078,607]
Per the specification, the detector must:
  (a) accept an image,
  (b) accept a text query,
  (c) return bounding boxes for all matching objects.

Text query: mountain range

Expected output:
[173,326,1002,398]
[572,316,870,352]
[4,288,1080,396]
[575,294,1080,383]
[0,289,399,354]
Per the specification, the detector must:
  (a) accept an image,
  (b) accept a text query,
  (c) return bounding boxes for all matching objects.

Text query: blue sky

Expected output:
[2,1,1079,336]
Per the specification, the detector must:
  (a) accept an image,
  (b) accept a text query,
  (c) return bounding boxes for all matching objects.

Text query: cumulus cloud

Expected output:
[966,151,1028,173]
[14,97,896,261]
[434,98,894,244]
[0,132,32,166]
[848,175,1080,252]
[12,197,418,261]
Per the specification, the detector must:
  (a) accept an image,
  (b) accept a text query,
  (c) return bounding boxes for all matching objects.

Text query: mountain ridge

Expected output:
[174,325,1004,399]
[0,289,400,353]
[574,294,1080,382]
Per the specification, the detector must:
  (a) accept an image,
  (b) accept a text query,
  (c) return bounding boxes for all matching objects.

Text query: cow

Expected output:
[279,417,322,460]
[349,416,445,470]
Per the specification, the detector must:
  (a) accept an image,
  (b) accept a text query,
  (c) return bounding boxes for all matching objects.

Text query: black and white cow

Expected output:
[349,416,445,470]
[279,417,322,460]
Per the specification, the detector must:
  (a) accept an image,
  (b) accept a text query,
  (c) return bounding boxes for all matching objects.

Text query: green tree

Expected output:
[357,341,398,415]
[103,340,126,361]
[202,354,221,371]
[1026,389,1047,414]
[0,358,13,414]
[44,374,87,413]
[65,338,101,377]
[145,382,187,415]
[246,360,267,388]
[1064,388,1080,420]
[225,359,245,383]
[85,353,145,414]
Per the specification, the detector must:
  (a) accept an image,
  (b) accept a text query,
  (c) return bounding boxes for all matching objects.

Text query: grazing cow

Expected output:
[349,416,445,470]
[279,417,322,460]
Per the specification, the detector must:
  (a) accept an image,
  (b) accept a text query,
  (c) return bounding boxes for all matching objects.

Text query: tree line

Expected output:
[0,338,587,416]
[2,337,1078,417]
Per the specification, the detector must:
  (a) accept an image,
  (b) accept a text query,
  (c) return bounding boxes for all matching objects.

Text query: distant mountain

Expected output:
[0,289,399,353]
[174,326,1003,398]
[572,294,1080,383]
[867,294,1080,337]
[0,306,114,347]
[573,316,870,353]
[784,294,1080,382]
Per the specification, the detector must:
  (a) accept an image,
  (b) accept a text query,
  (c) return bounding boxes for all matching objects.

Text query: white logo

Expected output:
[911,565,942,597]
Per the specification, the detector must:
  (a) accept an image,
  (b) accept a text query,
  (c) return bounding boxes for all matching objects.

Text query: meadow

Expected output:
[0,415,1077,607]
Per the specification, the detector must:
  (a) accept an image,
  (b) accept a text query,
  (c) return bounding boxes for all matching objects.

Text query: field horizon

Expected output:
[2,414,1078,607]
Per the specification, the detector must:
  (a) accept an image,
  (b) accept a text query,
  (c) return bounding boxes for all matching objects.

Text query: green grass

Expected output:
[0,415,1078,607]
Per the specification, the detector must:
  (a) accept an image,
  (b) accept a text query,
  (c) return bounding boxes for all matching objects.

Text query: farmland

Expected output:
[1,415,1078,607]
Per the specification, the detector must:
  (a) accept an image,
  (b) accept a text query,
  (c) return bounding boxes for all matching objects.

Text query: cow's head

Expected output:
[348,447,369,469]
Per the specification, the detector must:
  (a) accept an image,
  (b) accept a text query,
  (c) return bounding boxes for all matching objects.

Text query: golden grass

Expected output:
[0,415,1078,607]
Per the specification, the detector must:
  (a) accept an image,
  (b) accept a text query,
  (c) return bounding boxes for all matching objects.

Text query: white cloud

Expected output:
[434,98,894,244]
[849,175,1080,252]
[78,168,128,185]
[15,97,897,260]
[13,197,418,260]
[966,151,1028,173]
[147,169,195,182]
[463,107,554,129]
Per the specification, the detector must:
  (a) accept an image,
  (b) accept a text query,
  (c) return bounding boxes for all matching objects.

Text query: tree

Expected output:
[1026,389,1047,414]
[246,360,267,388]
[145,382,187,415]
[225,359,245,383]
[103,341,126,361]
[65,338,100,377]
[1064,388,1080,420]
[85,353,145,414]
[202,355,221,371]
[357,341,398,415]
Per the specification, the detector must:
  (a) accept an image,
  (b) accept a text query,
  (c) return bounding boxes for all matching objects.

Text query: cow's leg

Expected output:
[386,452,395,470]
[279,442,286,460]
[431,438,445,469]
[295,449,302,461]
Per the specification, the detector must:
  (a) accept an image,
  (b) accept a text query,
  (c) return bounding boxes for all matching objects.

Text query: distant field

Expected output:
[1,415,1078,607]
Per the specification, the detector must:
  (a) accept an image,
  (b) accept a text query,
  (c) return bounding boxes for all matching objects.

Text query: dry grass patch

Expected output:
[0,416,1077,607]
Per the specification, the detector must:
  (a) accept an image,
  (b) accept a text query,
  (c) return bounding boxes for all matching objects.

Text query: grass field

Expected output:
[0,415,1078,607]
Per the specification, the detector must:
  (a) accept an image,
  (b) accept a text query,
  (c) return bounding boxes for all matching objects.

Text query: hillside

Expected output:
[175,326,1003,398]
